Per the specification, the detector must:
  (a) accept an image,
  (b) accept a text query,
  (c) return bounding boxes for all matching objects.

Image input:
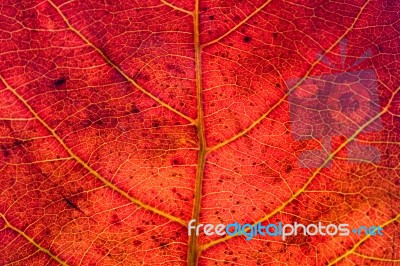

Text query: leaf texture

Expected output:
[0,0,399,265]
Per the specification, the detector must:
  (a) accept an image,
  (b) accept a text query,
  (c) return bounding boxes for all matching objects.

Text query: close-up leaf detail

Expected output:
[0,0,399,265]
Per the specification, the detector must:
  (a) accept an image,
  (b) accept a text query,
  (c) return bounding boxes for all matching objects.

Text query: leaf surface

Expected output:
[0,0,399,265]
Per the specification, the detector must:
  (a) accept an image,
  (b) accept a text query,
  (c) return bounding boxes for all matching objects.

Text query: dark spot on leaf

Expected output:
[64,197,79,211]
[133,240,142,246]
[53,77,66,87]
[94,117,118,129]
[111,213,122,225]
[244,36,252,43]
[152,121,160,128]
[13,140,24,147]
[131,106,140,113]
[209,15,215,20]
[285,165,293,173]
[136,72,150,82]
[2,148,10,157]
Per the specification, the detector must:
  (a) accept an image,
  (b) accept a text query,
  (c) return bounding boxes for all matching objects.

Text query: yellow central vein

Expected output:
[0,75,186,227]
[0,213,69,266]
[201,0,274,48]
[200,85,400,251]
[47,0,195,125]
[328,213,400,265]
[207,0,371,154]
[187,0,207,265]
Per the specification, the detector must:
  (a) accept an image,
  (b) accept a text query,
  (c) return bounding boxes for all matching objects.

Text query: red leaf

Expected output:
[0,0,399,265]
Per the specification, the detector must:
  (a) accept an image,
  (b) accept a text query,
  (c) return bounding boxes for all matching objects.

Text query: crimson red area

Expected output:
[0,0,399,265]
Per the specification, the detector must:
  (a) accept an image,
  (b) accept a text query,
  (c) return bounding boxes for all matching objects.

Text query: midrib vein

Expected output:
[187,0,206,265]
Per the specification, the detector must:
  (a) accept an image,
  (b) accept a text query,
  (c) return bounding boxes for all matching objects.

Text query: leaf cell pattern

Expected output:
[0,0,399,265]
